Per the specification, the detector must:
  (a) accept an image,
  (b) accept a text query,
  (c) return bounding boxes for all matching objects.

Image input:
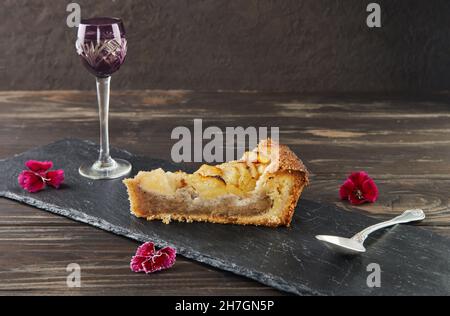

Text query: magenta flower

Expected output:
[18,160,64,193]
[339,171,378,205]
[130,242,176,274]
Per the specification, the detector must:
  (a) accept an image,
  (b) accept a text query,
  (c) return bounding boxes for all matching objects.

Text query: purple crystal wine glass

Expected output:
[76,17,131,179]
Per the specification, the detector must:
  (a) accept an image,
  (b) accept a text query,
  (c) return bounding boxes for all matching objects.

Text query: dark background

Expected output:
[1,0,449,92]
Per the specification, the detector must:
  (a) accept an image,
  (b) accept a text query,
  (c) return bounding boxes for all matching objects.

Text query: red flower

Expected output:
[339,171,378,205]
[18,160,64,193]
[130,242,176,274]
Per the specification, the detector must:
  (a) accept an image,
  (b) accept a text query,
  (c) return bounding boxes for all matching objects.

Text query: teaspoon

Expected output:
[316,209,426,255]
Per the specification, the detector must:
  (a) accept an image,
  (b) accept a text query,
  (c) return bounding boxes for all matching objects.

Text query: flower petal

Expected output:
[26,160,53,173]
[130,256,147,272]
[362,178,379,202]
[135,242,156,257]
[18,170,45,193]
[141,257,158,274]
[339,179,355,200]
[348,192,367,205]
[45,170,64,189]
[156,247,177,269]
[348,171,369,186]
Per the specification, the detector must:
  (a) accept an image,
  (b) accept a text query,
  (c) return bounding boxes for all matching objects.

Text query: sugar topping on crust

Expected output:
[240,138,309,182]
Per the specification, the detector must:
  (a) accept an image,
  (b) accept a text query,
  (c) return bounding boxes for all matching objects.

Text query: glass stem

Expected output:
[96,77,114,167]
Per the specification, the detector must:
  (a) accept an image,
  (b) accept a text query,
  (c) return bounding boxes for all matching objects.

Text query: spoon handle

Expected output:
[351,209,426,244]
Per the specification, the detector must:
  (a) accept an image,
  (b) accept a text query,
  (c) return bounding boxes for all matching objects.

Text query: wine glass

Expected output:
[75,17,132,179]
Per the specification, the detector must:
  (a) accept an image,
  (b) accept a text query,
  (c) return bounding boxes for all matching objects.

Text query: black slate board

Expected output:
[0,139,449,295]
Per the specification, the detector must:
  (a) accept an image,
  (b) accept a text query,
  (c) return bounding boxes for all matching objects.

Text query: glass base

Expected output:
[79,158,132,180]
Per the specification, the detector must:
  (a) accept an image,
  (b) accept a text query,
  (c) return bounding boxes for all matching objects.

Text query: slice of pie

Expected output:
[123,139,309,227]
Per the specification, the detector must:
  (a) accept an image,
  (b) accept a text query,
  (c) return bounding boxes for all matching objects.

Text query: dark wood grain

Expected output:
[1,90,450,295]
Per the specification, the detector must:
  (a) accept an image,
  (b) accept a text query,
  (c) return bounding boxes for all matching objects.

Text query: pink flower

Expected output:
[18,160,64,193]
[130,242,176,274]
[339,171,378,205]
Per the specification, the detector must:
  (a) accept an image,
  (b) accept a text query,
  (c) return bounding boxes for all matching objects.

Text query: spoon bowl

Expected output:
[316,235,366,255]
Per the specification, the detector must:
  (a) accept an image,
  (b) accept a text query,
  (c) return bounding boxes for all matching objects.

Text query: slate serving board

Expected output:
[0,139,449,295]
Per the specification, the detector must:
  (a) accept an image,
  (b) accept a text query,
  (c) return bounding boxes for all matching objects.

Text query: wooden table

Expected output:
[1,90,449,295]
